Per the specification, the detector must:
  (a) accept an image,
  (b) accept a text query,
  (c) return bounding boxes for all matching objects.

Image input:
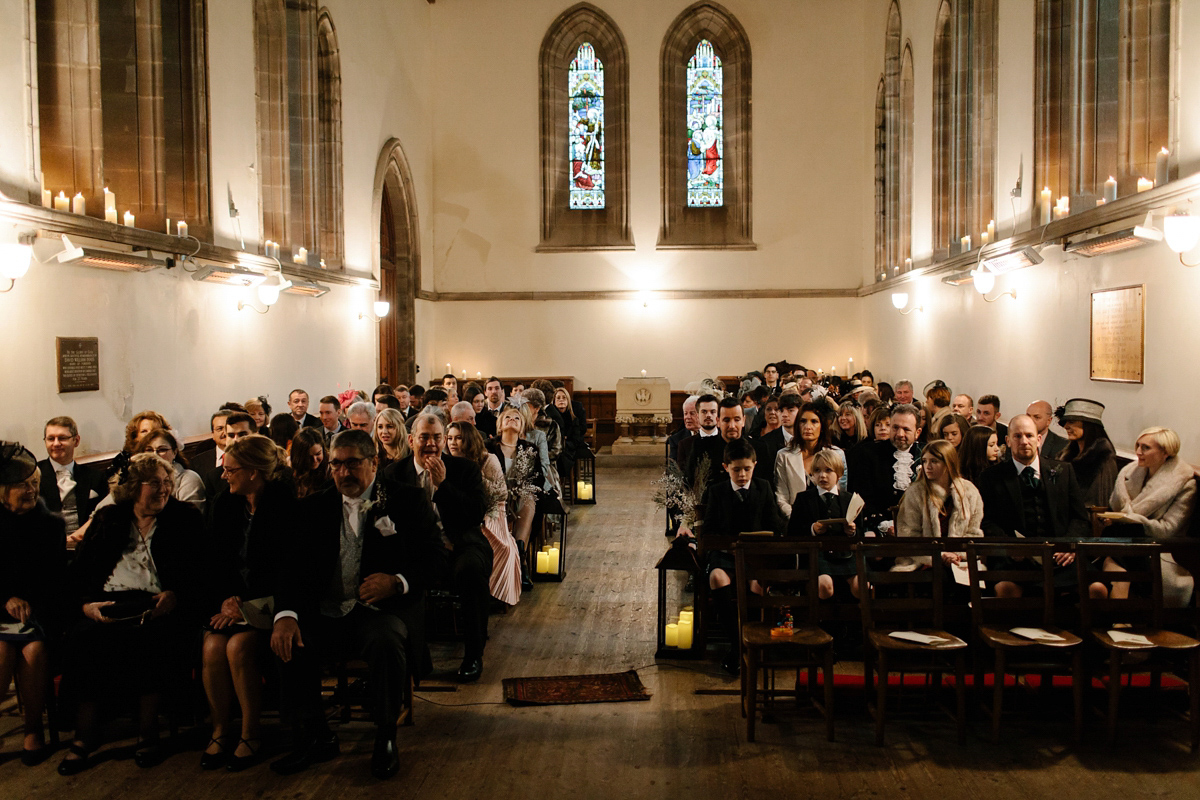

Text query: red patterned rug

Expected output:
[502,669,652,706]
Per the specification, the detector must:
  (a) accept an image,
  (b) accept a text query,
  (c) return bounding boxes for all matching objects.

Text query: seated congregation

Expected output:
[0,376,588,779]
[668,364,1199,746]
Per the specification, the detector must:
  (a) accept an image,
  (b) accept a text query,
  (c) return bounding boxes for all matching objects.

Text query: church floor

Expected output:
[3,465,1200,799]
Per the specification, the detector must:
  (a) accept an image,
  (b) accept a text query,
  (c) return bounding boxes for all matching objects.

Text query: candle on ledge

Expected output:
[1156,148,1169,187]
[1054,196,1070,219]
[904,257,912,272]
[1096,198,1107,206]
[961,234,972,252]
[295,246,308,265]
[53,192,69,212]
[987,219,995,242]
[547,545,560,573]
[848,357,854,376]
[272,242,281,259]
[535,550,549,574]
[42,189,52,208]
[123,210,135,227]
[665,622,679,647]
[1137,177,1153,193]
[1104,175,1118,203]
[677,617,694,649]
[71,192,85,215]
[1040,186,1052,226]
[461,369,466,380]
[105,207,118,224]
[641,369,647,377]
[980,230,989,246]
[176,220,188,238]
[166,218,171,235]
[103,187,115,212]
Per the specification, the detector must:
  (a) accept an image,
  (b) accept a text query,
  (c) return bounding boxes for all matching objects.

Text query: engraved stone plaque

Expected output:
[1090,286,1144,384]
[56,337,100,393]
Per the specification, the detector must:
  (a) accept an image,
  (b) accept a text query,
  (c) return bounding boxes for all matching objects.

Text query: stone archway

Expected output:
[372,138,419,384]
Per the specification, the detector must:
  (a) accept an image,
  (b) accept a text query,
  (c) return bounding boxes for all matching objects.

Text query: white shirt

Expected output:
[781,428,793,444]
[1013,456,1041,481]
[699,428,719,438]
[103,521,163,594]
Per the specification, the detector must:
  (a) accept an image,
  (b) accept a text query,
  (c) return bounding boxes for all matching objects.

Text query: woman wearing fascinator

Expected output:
[1053,398,1118,507]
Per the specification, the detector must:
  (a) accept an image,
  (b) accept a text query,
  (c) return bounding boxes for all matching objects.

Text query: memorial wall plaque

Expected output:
[1090,285,1144,384]
[56,337,100,393]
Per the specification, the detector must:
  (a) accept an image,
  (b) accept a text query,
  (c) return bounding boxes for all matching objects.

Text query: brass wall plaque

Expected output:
[56,337,100,393]
[1090,285,1144,384]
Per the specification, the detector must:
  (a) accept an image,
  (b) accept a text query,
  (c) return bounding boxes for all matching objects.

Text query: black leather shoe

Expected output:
[134,738,165,768]
[457,657,483,683]
[200,737,228,770]
[57,743,92,776]
[270,730,339,776]
[226,738,263,773]
[721,649,740,677]
[370,735,399,780]
[21,745,51,767]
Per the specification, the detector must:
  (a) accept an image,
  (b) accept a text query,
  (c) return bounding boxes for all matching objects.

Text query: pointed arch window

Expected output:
[568,43,605,210]
[686,40,723,207]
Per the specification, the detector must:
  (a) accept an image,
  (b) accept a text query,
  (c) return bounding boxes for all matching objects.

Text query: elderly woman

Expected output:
[488,407,544,590]
[374,407,411,472]
[58,453,205,775]
[89,430,206,519]
[0,443,66,766]
[894,440,984,577]
[202,435,297,771]
[289,427,331,499]
[1102,427,1198,606]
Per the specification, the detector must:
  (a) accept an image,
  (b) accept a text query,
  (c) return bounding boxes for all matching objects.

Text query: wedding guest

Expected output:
[488,408,543,591]
[201,435,296,771]
[756,394,797,490]
[847,403,923,534]
[135,430,206,511]
[287,390,320,429]
[937,413,971,450]
[952,394,975,425]
[667,395,699,466]
[289,428,330,499]
[470,390,487,417]
[975,394,1008,441]
[518,397,558,495]
[346,401,376,433]
[522,388,563,475]
[959,425,1001,485]
[267,413,300,455]
[317,395,344,446]
[893,381,915,406]
[787,449,860,600]
[58,454,205,774]
[244,398,269,433]
[0,443,66,765]
[775,402,843,519]
[375,408,410,472]
[122,411,170,455]
[1054,398,1118,507]
[832,401,866,451]
[866,406,892,442]
[477,377,507,437]
[38,416,108,535]
[894,440,984,581]
[447,422,521,606]
[554,387,588,477]
[191,411,231,492]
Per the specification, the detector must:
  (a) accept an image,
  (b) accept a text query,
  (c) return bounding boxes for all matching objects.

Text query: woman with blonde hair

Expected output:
[518,398,557,495]
[894,439,984,575]
[488,407,543,591]
[831,401,866,450]
[374,408,410,472]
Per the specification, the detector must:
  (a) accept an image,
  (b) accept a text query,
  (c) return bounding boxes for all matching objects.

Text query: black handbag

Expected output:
[99,590,158,624]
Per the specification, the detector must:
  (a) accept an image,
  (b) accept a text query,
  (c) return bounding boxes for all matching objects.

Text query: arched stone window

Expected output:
[932,1,953,258]
[373,138,420,384]
[658,1,752,250]
[874,78,887,280]
[876,2,907,278]
[538,3,632,251]
[317,9,344,266]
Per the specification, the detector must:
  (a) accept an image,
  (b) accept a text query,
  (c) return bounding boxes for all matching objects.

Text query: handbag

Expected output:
[99,590,158,624]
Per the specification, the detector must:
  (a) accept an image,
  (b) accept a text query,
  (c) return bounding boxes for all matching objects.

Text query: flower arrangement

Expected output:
[652,455,711,529]
[505,445,540,509]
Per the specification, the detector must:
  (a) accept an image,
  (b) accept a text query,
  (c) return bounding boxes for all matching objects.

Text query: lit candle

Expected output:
[446,363,451,374]
[848,357,854,376]
[71,192,85,215]
[296,246,308,265]
[53,191,69,212]
[535,550,549,574]
[961,234,972,251]
[580,482,593,501]
[548,545,560,573]
[903,257,912,272]
[1040,187,1052,226]
[1104,175,1118,203]
[1137,177,1153,193]
[103,187,115,212]
[1096,198,1106,206]
[476,371,482,380]
[987,219,995,242]
[123,210,135,227]
[42,189,52,208]
[1055,196,1070,219]
[1156,147,1169,187]
[105,207,118,224]
[272,242,281,259]
[678,609,693,625]
[577,480,586,498]
[176,220,188,238]
[665,623,678,647]
[461,369,466,380]
[980,230,989,246]
[677,618,693,649]
[641,369,647,378]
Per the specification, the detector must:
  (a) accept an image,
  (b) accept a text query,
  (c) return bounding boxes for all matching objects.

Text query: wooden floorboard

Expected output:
[2,465,1199,798]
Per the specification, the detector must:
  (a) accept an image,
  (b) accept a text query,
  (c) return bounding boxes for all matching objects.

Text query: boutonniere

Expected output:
[361,482,389,519]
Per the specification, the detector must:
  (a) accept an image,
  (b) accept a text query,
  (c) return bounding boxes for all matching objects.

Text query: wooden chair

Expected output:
[965,541,1084,742]
[856,541,968,746]
[733,539,834,742]
[1076,542,1200,750]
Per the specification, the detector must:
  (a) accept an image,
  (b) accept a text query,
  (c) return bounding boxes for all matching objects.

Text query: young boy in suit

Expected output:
[787,449,861,600]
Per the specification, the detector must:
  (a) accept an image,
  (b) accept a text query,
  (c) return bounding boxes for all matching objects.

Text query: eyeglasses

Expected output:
[329,457,366,472]
[151,446,175,456]
[221,465,246,475]
[141,479,173,492]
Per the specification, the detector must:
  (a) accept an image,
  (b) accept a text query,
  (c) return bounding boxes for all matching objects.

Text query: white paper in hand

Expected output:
[845,493,865,523]
[889,630,952,645]
[1010,627,1067,643]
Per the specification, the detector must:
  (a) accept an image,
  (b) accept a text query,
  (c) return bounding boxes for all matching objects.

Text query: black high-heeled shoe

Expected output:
[200,737,228,770]
[517,540,534,591]
[225,738,262,773]
[57,743,93,776]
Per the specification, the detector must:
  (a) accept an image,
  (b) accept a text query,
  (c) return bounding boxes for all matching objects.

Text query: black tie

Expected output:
[1021,468,1041,490]
[823,493,838,517]
[737,488,749,502]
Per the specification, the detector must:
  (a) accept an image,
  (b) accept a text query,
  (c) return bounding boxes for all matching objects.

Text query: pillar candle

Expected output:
[53,192,69,212]
[548,546,560,573]
[272,242,281,259]
[461,369,466,380]
[446,363,451,375]
[583,483,593,500]
[678,610,694,625]
[980,230,989,246]
[176,220,188,238]
[1040,187,1052,226]
[103,187,115,212]
[904,257,912,272]
[665,623,679,647]
[42,189,52,208]
[641,369,647,377]
[535,551,549,573]
[677,618,693,649]
[577,480,586,498]
[987,219,995,242]
[71,193,85,215]
[1137,177,1153,193]
[1058,196,1070,217]
[1156,148,1169,187]
[961,234,972,251]
[477,372,482,380]
[124,210,135,227]
[1104,176,1118,203]
[847,357,854,376]
[1096,198,1107,206]
[105,207,118,224]
[296,246,308,265]
[166,218,172,235]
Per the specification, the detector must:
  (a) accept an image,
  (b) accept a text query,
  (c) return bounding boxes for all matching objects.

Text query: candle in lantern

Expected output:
[579,482,593,501]
[677,617,693,649]
[1137,177,1153,193]
[176,220,188,238]
[1040,187,1052,226]
[678,609,694,625]
[576,480,586,498]
[548,545,560,573]
[71,193,86,215]
[105,207,118,224]
[1156,148,1169,187]
[124,210,135,227]
[1104,175,1118,203]
[53,192,69,212]
[42,189,52,208]
[961,234,972,251]
[535,550,549,574]
[665,623,679,647]
[987,219,995,242]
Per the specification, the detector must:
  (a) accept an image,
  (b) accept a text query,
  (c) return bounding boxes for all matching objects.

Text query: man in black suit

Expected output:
[190,410,231,489]
[754,393,799,489]
[976,394,1008,443]
[38,416,107,535]
[1027,400,1068,459]
[475,377,506,438]
[976,415,1088,597]
[270,430,445,779]
[847,403,923,534]
[666,395,698,466]
[316,395,344,446]
[680,394,722,488]
[287,389,321,430]
[384,414,491,682]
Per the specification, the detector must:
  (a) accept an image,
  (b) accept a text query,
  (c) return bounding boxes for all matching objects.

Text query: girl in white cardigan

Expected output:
[894,440,985,573]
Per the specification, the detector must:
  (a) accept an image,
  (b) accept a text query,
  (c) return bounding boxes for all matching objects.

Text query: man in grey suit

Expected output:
[1027,400,1068,459]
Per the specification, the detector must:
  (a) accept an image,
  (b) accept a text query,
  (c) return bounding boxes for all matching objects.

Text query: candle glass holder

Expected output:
[572,446,597,506]
[656,538,704,659]
[532,493,568,582]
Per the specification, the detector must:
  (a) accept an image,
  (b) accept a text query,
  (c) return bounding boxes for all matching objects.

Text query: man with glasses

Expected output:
[37,416,108,534]
[270,430,444,780]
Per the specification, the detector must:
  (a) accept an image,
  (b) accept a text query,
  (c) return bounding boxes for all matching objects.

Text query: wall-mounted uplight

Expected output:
[891,292,922,315]
[972,268,1016,303]
[1164,213,1200,266]
[360,300,391,322]
[0,234,34,292]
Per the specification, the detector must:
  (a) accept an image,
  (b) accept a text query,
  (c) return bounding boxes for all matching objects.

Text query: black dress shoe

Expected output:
[370,736,399,780]
[721,649,740,677]
[57,743,92,776]
[457,657,483,683]
[226,738,263,773]
[200,737,228,770]
[134,738,165,769]
[270,730,339,776]
[21,745,51,767]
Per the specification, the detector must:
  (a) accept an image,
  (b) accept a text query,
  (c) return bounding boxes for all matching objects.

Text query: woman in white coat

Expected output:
[894,439,984,576]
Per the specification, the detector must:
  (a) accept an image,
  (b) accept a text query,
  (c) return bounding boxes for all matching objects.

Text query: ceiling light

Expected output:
[980,246,1043,274]
[1163,213,1200,254]
[191,264,267,287]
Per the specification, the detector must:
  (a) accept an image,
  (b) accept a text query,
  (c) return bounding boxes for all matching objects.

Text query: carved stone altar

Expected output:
[611,377,673,456]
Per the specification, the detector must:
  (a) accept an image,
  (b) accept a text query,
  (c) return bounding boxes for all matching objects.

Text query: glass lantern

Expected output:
[655,539,704,659]
[573,446,596,505]
[533,494,568,582]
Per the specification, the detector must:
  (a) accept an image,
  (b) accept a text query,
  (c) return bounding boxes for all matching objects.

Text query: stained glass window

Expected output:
[686,39,723,207]
[569,43,604,209]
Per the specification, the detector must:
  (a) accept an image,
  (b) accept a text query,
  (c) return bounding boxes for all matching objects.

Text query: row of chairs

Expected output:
[732,538,1200,748]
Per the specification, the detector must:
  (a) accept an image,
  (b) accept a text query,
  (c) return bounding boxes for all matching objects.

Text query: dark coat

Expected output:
[1059,438,1119,507]
[0,500,68,633]
[384,454,488,552]
[702,477,786,537]
[755,428,787,488]
[787,485,855,538]
[976,457,1089,540]
[1040,429,1069,460]
[847,438,923,522]
[207,478,299,607]
[37,458,108,526]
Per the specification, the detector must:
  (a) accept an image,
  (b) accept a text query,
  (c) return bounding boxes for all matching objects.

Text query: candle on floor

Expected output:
[124,210,135,227]
[1156,148,1169,187]
[42,189,52,208]
[677,618,693,649]
[665,623,678,647]
[71,193,86,215]
[105,207,118,224]
[1137,177,1153,193]
[176,220,188,238]
[536,550,549,574]
[548,546,560,573]
[1104,175,1118,203]
[1040,187,1052,226]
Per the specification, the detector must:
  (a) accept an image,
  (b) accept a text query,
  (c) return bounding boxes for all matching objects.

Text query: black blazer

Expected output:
[684,434,731,494]
[276,478,446,623]
[0,501,67,633]
[702,477,786,537]
[847,438,923,521]
[1041,430,1068,460]
[207,478,299,606]
[755,428,787,488]
[37,459,108,526]
[298,413,321,430]
[474,409,497,438]
[977,458,1089,540]
[71,498,207,620]
[787,485,855,538]
[384,454,488,552]
[190,446,218,481]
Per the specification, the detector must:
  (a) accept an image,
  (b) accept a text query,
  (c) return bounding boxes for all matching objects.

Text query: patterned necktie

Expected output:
[737,488,749,502]
[1021,467,1041,490]
[823,492,838,517]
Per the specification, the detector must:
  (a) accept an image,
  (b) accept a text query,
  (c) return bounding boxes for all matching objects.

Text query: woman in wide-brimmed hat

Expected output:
[1054,398,1118,507]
